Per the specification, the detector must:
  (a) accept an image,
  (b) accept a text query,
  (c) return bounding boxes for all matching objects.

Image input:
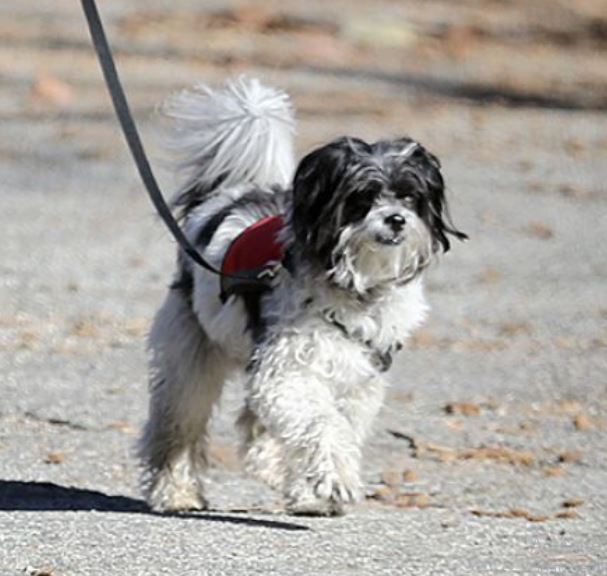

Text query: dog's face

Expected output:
[289,137,466,294]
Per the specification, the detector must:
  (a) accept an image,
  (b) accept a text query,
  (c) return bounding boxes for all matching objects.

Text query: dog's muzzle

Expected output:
[375,213,406,245]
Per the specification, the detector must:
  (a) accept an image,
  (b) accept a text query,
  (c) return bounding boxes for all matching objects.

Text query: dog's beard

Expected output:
[327,207,433,295]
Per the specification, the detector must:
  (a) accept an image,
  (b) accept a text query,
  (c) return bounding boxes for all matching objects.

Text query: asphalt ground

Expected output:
[1,1,606,574]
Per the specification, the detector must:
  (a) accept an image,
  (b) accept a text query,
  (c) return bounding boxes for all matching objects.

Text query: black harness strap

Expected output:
[323,310,395,372]
[80,0,236,278]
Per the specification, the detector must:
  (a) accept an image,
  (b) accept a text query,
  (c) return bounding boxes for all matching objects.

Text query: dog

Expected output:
[138,77,466,516]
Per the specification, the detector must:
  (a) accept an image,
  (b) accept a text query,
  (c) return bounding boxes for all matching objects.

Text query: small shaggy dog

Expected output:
[138,77,466,516]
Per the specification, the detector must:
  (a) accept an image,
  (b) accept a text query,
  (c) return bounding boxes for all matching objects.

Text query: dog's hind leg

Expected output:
[138,289,231,512]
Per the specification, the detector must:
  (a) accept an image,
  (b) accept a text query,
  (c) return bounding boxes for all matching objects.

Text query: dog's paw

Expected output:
[312,467,361,505]
[285,457,361,517]
[150,490,208,513]
[286,493,345,517]
[145,474,208,513]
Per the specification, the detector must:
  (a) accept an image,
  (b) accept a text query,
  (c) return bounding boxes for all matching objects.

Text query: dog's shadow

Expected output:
[0,480,308,531]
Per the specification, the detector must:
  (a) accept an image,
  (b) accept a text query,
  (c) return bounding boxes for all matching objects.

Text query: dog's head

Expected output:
[287,136,467,294]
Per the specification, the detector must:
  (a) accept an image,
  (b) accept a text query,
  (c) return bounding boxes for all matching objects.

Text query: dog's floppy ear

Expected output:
[290,137,371,266]
[408,145,468,252]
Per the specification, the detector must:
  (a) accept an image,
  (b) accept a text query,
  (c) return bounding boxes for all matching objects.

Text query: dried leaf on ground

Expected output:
[573,413,593,430]
[562,498,584,508]
[525,222,555,239]
[423,443,535,466]
[445,402,482,416]
[471,508,548,522]
[381,469,403,487]
[106,421,137,435]
[498,322,532,337]
[543,466,567,477]
[555,509,580,519]
[478,268,502,284]
[403,469,419,482]
[31,75,74,107]
[23,567,55,576]
[44,451,65,465]
[557,451,583,464]
[394,492,430,509]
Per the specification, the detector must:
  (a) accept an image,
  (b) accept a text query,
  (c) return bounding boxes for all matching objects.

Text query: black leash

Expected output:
[80,0,224,276]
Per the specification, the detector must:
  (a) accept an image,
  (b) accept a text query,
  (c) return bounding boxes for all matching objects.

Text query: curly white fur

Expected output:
[162,76,295,194]
[138,77,450,516]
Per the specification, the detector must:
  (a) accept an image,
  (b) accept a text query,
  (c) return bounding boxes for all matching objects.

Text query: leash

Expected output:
[80,0,226,277]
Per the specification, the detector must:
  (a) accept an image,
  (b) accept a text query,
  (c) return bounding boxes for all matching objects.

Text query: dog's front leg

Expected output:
[248,361,362,516]
[338,374,387,448]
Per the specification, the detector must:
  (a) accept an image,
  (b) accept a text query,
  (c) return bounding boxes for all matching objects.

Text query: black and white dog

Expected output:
[139,77,466,515]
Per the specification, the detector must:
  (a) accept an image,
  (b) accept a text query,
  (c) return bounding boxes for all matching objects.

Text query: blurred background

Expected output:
[1,0,606,573]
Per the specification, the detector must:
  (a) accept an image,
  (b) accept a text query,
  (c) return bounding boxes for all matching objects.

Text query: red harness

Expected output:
[220,215,285,299]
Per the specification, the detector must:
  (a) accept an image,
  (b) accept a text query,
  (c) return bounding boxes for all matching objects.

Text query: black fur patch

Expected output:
[172,186,285,337]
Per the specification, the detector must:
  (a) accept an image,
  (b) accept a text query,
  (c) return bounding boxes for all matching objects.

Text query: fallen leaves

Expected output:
[562,498,584,508]
[408,331,508,352]
[557,183,597,199]
[402,469,419,483]
[557,451,583,464]
[207,8,339,36]
[524,221,555,240]
[373,433,586,520]
[387,428,539,467]
[30,74,74,108]
[442,25,480,59]
[367,461,427,508]
[444,402,482,417]
[445,418,465,431]
[525,400,604,431]
[394,493,430,509]
[564,137,587,156]
[421,443,536,466]
[368,487,431,509]
[543,466,567,477]
[498,322,532,337]
[69,318,101,339]
[23,566,55,576]
[470,498,583,523]
[554,509,579,519]
[119,8,350,68]
[106,421,137,435]
[477,267,503,284]
[573,413,593,431]
[471,507,549,522]
[44,451,65,465]
[380,469,403,487]
[380,468,419,486]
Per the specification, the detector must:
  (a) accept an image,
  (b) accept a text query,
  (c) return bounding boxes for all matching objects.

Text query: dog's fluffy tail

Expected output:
[162,76,296,202]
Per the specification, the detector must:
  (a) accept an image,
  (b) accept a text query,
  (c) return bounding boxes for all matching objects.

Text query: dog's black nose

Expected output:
[384,214,406,232]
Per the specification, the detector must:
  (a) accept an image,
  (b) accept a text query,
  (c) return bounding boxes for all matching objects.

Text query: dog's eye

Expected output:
[393,171,423,199]
[394,190,416,207]
[367,181,383,196]
[344,196,375,223]
[342,182,381,223]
